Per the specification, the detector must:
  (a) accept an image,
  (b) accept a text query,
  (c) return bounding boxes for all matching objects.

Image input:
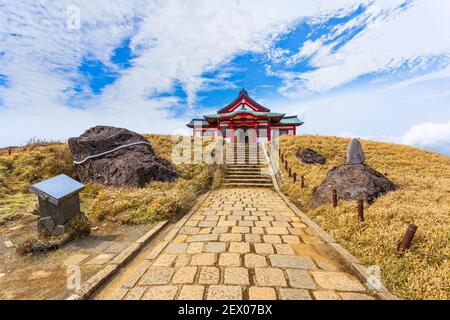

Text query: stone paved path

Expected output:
[103,188,376,300]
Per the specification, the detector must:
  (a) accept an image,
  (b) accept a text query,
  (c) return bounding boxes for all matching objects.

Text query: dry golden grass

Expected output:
[277,135,450,300]
[0,135,216,225]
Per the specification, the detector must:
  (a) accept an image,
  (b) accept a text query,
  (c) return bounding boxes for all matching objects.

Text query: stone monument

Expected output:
[347,138,365,165]
[29,174,85,235]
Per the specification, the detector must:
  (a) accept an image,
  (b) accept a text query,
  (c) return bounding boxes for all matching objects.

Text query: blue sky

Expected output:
[0,0,449,154]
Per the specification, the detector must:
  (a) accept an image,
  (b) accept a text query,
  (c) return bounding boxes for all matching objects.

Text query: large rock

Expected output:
[347,139,365,165]
[298,148,326,165]
[311,164,398,208]
[68,126,180,188]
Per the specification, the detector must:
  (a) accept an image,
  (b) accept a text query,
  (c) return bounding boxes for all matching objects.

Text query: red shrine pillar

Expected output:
[267,121,271,141]
[253,124,257,143]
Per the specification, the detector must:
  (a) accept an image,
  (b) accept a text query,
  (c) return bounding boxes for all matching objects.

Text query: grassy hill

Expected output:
[278,135,450,300]
[0,135,215,226]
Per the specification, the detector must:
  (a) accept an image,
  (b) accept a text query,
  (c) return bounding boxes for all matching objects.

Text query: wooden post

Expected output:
[284,160,288,171]
[8,148,11,155]
[357,199,364,221]
[300,176,305,189]
[332,188,338,208]
[288,167,292,177]
[397,224,418,254]
[293,172,297,183]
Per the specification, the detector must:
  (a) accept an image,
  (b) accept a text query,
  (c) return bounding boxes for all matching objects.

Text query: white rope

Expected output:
[73,141,152,165]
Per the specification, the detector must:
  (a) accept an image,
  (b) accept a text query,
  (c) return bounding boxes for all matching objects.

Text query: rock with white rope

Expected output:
[68,126,179,188]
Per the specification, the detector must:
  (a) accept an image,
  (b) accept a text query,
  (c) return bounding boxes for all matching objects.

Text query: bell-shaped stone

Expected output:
[347,138,365,165]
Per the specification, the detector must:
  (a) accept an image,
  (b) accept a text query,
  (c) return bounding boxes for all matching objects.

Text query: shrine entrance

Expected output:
[233,128,256,144]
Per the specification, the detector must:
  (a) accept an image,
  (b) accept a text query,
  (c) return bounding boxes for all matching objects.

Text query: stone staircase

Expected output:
[222,143,273,188]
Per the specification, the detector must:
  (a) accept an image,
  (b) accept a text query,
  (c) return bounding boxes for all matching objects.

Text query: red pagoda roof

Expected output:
[217,89,271,113]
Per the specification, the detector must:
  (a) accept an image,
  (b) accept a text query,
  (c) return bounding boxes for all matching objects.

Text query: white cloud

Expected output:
[277,0,450,96]
[400,121,450,155]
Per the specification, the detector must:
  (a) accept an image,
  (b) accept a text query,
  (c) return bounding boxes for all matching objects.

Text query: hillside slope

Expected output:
[0,135,214,225]
[278,135,450,300]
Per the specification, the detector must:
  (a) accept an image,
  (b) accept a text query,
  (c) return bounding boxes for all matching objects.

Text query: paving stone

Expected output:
[248,287,277,300]
[316,260,339,271]
[180,226,200,235]
[178,285,205,300]
[255,221,271,227]
[274,216,292,222]
[251,227,264,234]
[187,242,204,254]
[165,243,188,254]
[172,266,198,284]
[199,228,212,234]
[198,267,220,284]
[292,222,307,228]
[207,285,242,300]
[244,254,268,268]
[219,233,242,242]
[313,291,341,300]
[227,215,242,221]
[185,220,199,227]
[286,269,316,289]
[124,287,147,300]
[211,227,229,234]
[272,221,291,228]
[204,216,219,221]
[339,292,375,300]
[191,253,216,265]
[217,221,236,227]
[265,227,289,235]
[229,242,250,253]
[279,288,311,300]
[153,254,177,267]
[187,234,218,242]
[142,286,178,300]
[224,267,249,285]
[287,227,302,236]
[262,235,282,243]
[205,242,227,253]
[238,221,254,227]
[218,253,241,266]
[139,267,175,285]
[260,216,274,221]
[198,221,217,228]
[312,271,366,291]
[255,268,287,287]
[274,244,295,255]
[175,254,191,267]
[243,215,258,221]
[282,235,301,244]
[231,226,250,233]
[173,234,188,243]
[85,253,115,265]
[269,255,317,269]
[245,234,262,243]
[254,243,274,255]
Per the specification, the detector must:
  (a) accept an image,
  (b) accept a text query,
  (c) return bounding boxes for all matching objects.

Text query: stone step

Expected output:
[221,182,273,188]
[226,163,267,169]
[224,171,264,175]
[224,178,272,184]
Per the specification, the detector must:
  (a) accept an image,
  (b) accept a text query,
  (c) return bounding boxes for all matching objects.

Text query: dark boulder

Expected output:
[311,164,398,208]
[68,126,179,188]
[298,148,326,165]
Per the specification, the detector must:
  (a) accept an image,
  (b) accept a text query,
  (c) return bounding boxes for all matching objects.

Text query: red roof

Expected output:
[217,89,271,113]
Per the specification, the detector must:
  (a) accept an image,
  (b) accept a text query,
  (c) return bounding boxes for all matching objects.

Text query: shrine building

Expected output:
[186,89,303,143]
